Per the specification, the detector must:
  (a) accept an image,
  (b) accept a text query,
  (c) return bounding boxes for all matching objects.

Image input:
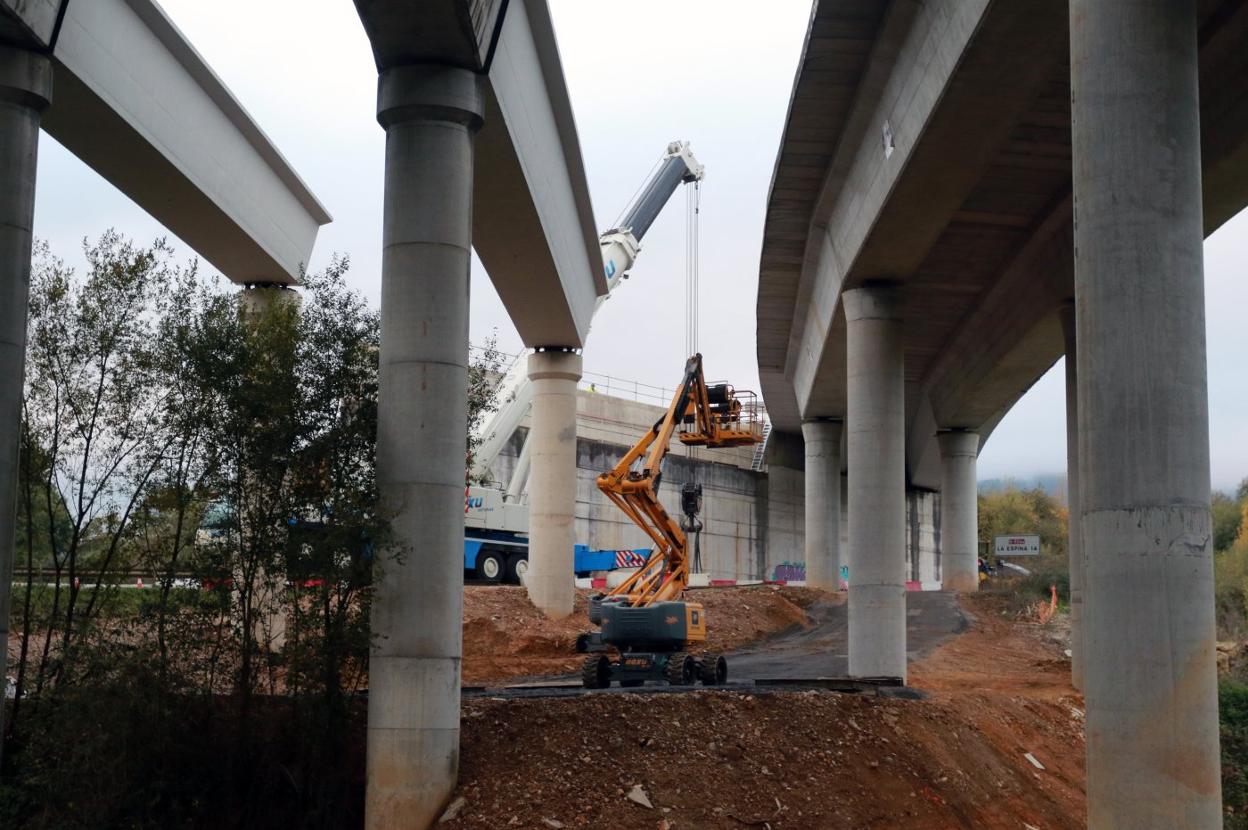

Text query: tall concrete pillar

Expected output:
[801,419,843,591]
[844,285,906,682]
[0,45,51,769]
[1071,2,1221,825]
[937,430,979,592]
[524,348,582,617]
[368,64,483,829]
[1060,304,1084,692]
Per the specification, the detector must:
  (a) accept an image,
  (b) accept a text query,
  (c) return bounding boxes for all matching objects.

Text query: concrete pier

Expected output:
[368,64,483,829]
[1071,1,1221,824]
[0,45,51,769]
[844,285,906,682]
[1060,304,1084,692]
[936,431,979,592]
[524,348,582,617]
[802,419,843,591]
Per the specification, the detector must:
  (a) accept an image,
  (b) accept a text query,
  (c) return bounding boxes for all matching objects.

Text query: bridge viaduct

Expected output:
[758,0,1248,825]
[2,1,605,827]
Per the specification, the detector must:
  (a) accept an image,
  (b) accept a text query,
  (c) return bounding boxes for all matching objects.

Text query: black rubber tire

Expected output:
[620,679,644,688]
[575,632,592,653]
[475,550,505,583]
[665,652,695,686]
[582,655,610,689]
[505,553,528,585]
[699,654,728,686]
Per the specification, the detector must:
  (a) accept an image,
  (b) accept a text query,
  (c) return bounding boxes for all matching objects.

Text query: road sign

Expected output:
[994,534,1041,557]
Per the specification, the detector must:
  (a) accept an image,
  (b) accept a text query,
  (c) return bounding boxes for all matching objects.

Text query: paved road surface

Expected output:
[727,590,967,681]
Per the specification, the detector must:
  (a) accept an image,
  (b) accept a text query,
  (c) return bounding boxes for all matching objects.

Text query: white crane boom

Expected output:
[469,141,704,490]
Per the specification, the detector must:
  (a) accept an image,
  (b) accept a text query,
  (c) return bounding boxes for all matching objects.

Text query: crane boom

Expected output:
[470,141,704,488]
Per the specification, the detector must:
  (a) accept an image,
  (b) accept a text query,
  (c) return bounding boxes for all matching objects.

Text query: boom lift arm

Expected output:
[596,353,759,608]
[580,354,761,689]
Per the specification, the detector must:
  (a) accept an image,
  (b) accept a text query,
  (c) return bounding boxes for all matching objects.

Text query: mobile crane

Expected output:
[464,142,705,583]
[579,354,762,688]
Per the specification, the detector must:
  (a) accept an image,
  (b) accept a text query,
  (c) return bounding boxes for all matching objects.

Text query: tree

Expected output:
[978,485,1070,602]
[466,333,506,483]
[5,235,507,827]
[18,234,187,694]
[1214,491,1244,555]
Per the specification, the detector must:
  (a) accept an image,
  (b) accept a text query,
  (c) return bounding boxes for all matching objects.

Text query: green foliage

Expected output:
[1223,679,1248,828]
[977,485,1069,605]
[466,333,506,484]
[4,236,472,827]
[1216,510,1248,640]
[1215,492,1244,554]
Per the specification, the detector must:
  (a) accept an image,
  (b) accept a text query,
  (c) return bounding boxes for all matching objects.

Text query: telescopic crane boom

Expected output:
[580,354,762,689]
[469,142,704,492]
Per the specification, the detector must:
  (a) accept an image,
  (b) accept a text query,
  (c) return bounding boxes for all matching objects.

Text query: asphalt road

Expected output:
[467,590,967,700]
[727,590,967,681]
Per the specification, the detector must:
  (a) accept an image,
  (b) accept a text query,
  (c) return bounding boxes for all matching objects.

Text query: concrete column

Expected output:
[524,349,582,617]
[1060,304,1084,692]
[801,419,843,591]
[1071,2,1220,825]
[368,64,483,830]
[937,430,979,592]
[239,283,300,318]
[0,46,51,769]
[844,285,906,682]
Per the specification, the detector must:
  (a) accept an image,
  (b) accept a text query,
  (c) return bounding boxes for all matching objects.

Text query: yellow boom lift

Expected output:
[579,354,763,688]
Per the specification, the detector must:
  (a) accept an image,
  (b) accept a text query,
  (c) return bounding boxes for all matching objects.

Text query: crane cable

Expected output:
[682,178,704,575]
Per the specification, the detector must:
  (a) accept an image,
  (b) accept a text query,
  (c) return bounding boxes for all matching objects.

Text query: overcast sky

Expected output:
[29,0,1248,491]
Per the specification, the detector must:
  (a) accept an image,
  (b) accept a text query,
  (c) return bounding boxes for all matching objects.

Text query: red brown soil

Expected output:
[462,585,827,685]
[444,593,1086,829]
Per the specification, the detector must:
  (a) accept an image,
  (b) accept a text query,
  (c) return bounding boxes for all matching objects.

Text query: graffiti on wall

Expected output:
[771,561,806,582]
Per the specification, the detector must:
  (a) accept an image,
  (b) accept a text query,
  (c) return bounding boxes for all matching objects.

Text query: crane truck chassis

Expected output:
[578,354,761,688]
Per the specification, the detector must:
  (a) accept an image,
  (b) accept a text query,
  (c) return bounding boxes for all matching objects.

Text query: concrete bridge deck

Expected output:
[756,2,1248,825]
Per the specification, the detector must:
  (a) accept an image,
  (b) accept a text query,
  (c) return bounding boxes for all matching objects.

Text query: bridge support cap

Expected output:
[376,64,484,131]
[0,45,52,110]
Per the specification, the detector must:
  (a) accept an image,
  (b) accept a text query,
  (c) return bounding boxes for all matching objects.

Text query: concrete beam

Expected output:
[793,0,1067,417]
[3,0,333,283]
[355,0,603,348]
[0,0,61,46]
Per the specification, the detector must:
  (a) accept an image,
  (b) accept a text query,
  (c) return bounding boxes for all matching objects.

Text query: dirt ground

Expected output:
[462,585,827,685]
[444,593,1087,829]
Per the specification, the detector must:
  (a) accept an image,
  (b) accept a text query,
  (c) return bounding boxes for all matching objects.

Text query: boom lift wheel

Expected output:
[582,654,610,689]
[665,652,696,686]
[698,653,728,686]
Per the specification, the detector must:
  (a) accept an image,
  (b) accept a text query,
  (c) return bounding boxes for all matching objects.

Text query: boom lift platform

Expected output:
[579,354,762,688]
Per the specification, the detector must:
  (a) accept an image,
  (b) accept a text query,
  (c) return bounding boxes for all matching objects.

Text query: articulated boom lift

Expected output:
[580,354,762,688]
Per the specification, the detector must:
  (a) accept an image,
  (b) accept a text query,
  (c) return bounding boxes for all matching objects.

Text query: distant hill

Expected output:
[978,474,1068,505]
